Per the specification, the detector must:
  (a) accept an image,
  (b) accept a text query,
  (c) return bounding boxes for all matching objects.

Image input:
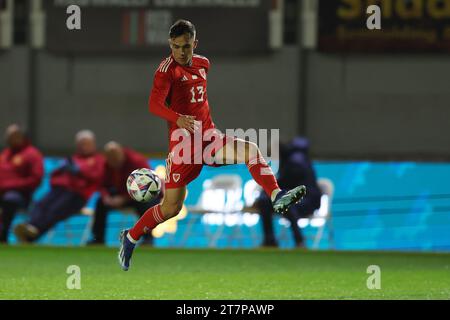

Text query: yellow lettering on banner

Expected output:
[336,0,450,21]
[396,0,422,19]
[375,0,393,19]
[338,0,361,20]
[428,0,450,19]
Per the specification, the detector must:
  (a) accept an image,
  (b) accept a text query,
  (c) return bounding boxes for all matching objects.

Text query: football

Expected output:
[126,168,162,202]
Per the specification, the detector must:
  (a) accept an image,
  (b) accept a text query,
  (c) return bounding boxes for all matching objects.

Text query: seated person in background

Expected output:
[255,137,322,248]
[14,130,104,243]
[88,141,162,246]
[0,124,44,243]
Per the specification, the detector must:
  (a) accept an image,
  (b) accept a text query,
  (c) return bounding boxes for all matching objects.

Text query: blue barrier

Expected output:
[8,159,450,251]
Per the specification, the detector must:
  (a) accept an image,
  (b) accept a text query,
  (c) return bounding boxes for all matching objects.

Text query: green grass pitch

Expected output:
[0,245,449,299]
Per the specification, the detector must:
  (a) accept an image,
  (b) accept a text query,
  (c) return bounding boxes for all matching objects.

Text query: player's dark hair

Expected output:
[169,19,196,39]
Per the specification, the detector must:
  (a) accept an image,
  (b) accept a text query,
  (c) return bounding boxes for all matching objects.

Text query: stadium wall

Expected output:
[1,48,450,159]
[304,52,450,160]
[0,47,29,132]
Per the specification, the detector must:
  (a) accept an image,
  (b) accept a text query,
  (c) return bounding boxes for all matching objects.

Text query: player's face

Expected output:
[169,34,198,66]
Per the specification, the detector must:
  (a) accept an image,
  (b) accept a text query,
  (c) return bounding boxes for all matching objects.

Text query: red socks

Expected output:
[129,204,165,241]
[247,155,280,197]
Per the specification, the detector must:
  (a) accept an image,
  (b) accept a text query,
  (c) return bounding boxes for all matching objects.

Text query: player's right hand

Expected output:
[176,115,199,133]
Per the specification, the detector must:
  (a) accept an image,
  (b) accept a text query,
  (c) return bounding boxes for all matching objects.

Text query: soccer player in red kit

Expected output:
[119,20,306,271]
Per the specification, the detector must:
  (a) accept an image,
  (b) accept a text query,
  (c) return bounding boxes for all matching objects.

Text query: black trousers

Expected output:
[256,193,319,246]
[29,187,86,238]
[0,191,30,243]
[91,196,161,244]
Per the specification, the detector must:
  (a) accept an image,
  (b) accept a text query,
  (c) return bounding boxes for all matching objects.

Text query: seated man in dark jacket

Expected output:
[0,124,44,243]
[255,137,322,248]
[88,141,162,245]
[14,130,105,242]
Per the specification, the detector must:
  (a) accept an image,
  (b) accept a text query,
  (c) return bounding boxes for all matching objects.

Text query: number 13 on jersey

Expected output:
[190,86,205,103]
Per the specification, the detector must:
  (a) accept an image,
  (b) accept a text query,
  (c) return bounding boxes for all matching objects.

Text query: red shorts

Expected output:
[164,129,236,189]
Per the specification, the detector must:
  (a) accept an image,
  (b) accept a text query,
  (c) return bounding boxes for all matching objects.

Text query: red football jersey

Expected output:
[149,54,216,145]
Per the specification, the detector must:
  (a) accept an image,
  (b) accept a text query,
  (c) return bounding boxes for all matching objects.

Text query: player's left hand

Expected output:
[176,115,199,133]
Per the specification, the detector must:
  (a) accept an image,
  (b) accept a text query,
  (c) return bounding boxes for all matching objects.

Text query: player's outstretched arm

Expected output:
[149,93,180,124]
[149,68,180,124]
[149,95,197,133]
[149,65,199,133]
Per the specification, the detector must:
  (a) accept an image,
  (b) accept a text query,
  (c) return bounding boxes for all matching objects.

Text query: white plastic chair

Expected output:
[185,174,262,247]
[291,178,334,249]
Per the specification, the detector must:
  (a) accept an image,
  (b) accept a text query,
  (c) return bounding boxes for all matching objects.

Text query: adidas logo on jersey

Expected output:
[181,75,189,82]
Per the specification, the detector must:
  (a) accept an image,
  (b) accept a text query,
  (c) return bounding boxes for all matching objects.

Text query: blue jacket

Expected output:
[278,137,322,207]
